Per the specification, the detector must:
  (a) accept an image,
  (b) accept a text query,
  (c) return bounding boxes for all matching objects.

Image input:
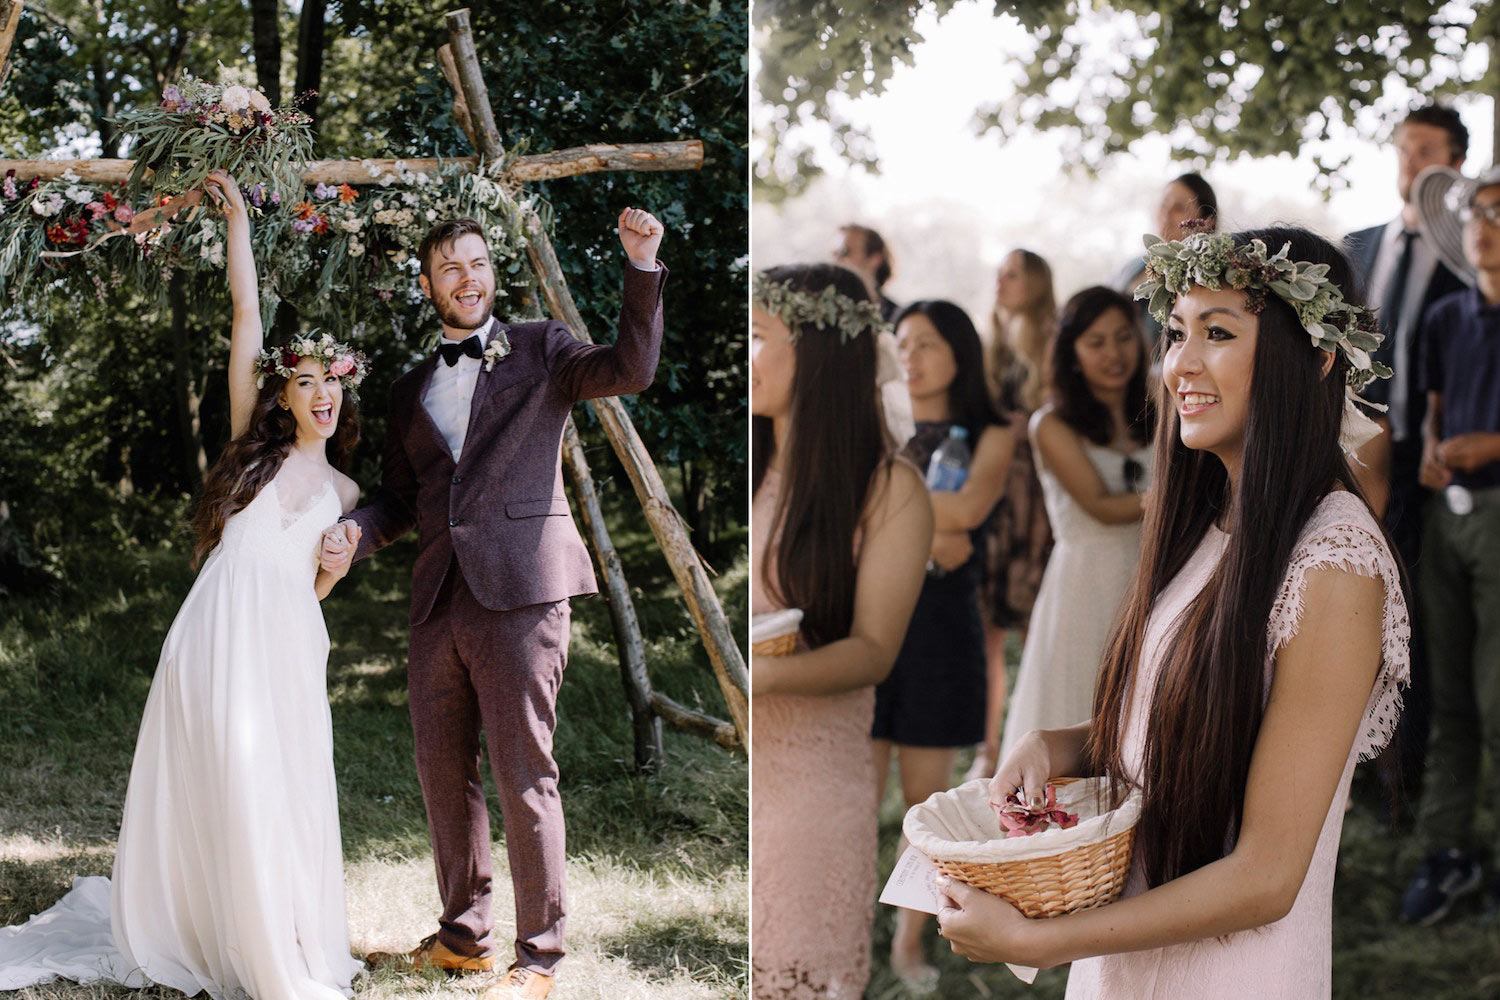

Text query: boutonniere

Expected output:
[482,329,512,371]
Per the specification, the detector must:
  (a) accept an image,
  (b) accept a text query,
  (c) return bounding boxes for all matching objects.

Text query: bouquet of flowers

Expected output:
[111,72,314,206]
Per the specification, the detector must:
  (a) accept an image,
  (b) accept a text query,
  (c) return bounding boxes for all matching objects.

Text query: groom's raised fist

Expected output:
[617,207,663,269]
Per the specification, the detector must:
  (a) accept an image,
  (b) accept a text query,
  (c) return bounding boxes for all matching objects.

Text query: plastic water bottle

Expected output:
[926,426,971,492]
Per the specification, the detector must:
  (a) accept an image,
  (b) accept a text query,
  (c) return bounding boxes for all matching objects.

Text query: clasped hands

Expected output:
[1421,432,1500,489]
[318,522,361,578]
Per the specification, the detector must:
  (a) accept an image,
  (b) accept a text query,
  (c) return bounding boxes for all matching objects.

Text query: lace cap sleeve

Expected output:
[1265,493,1411,761]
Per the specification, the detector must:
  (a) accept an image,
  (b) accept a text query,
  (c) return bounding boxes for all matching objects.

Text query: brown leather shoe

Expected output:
[482,964,555,999]
[364,932,496,973]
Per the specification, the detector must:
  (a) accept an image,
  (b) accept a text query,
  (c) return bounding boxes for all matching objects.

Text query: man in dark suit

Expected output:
[320,209,666,999]
[1345,103,1469,810]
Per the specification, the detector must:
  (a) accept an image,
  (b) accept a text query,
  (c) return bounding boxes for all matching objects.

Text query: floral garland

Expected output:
[111,73,314,203]
[255,332,370,390]
[1135,225,1390,393]
[752,272,889,343]
[0,161,535,330]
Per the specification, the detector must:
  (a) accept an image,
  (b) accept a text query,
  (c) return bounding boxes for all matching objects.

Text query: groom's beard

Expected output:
[433,289,497,332]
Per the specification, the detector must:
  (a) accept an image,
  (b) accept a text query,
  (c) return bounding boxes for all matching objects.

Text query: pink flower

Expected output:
[113,204,135,224]
[329,356,355,377]
[86,200,108,221]
[993,784,1080,838]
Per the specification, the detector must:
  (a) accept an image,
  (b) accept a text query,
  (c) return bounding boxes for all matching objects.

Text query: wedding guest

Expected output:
[750,263,932,999]
[969,249,1058,781]
[836,223,900,321]
[1116,172,1219,348]
[1000,287,1152,759]
[1400,169,1500,925]
[1345,102,1470,808]
[937,226,1408,1000]
[871,299,1014,989]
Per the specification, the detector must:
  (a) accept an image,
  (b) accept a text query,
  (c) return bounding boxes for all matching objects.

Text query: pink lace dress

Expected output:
[1066,491,1409,999]
[751,469,879,999]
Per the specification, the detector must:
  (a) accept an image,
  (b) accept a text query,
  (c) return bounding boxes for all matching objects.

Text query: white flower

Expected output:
[220,85,251,111]
[425,209,437,222]
[349,240,365,257]
[31,193,64,217]
[60,169,80,183]
[482,332,511,371]
[402,192,417,206]
[393,250,409,265]
[248,89,271,112]
[65,185,93,204]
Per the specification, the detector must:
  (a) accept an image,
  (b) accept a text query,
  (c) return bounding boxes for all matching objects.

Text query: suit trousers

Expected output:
[408,558,572,973]
[1415,494,1500,860]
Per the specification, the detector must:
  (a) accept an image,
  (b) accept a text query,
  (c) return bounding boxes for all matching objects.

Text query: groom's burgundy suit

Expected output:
[346,263,666,973]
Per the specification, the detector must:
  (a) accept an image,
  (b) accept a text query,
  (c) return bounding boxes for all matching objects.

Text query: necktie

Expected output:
[1380,230,1416,438]
[437,335,484,367]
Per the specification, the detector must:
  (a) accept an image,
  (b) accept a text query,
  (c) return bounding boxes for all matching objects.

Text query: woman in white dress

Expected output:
[0,170,367,1000]
[1000,286,1155,759]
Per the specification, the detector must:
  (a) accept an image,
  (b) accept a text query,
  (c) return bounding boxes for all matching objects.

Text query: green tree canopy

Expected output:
[754,0,1498,200]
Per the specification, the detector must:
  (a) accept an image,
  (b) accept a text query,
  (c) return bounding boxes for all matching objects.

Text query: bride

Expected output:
[0,170,367,1000]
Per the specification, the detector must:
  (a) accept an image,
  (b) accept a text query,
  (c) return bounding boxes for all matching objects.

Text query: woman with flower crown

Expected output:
[0,170,366,999]
[931,226,1409,999]
[751,262,933,999]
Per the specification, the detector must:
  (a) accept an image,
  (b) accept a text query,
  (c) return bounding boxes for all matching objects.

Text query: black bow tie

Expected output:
[437,335,484,367]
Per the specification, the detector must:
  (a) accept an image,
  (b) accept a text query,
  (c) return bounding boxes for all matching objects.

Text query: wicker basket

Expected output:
[750,609,802,658]
[905,776,1139,919]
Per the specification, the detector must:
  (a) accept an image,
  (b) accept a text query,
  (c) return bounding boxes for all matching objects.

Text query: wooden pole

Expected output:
[443,9,504,158]
[437,44,479,152]
[444,10,749,746]
[0,143,704,186]
[561,417,664,771]
[651,692,740,751]
[0,0,24,88]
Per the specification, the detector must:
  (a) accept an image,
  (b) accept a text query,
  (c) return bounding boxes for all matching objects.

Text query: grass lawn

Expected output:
[866,638,1500,1000]
[0,519,748,1000]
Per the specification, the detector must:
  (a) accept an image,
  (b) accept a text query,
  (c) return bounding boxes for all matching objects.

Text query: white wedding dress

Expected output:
[0,464,363,1000]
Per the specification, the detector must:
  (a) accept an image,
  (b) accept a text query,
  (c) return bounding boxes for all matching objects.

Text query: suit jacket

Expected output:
[348,264,667,625]
[1344,223,1466,443]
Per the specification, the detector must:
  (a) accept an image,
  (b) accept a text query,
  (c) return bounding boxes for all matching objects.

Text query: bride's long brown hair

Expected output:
[1086,227,1402,886]
[190,374,361,566]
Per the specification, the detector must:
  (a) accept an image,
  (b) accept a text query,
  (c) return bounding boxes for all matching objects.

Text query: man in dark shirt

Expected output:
[1400,170,1500,926]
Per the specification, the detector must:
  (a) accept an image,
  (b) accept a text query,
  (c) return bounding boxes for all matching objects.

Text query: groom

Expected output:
[319,208,666,999]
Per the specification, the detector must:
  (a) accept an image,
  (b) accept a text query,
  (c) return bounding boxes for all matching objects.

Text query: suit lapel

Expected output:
[404,354,452,462]
[457,317,506,469]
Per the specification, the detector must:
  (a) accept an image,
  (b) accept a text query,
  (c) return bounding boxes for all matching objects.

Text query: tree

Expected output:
[754,1,1500,200]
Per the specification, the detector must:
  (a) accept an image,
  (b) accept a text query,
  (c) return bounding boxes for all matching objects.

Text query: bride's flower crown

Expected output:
[753,272,891,343]
[255,332,370,390]
[1134,222,1391,393]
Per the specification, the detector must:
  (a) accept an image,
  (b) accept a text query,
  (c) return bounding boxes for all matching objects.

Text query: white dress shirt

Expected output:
[423,319,496,462]
[1367,219,1439,441]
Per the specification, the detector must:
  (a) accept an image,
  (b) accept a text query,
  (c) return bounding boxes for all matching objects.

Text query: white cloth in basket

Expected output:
[750,608,803,644]
[904,777,1141,864]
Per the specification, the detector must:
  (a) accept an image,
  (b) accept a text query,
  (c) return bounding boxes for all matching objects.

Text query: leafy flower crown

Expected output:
[753,272,891,343]
[255,332,370,390]
[1135,223,1390,393]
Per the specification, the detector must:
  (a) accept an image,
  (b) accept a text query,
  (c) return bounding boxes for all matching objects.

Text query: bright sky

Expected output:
[752,2,1495,325]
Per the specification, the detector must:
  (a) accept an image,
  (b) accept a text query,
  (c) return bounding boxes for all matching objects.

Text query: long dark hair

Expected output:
[1087,227,1400,887]
[895,299,1006,441]
[1050,286,1153,447]
[752,263,890,649]
[191,376,361,566]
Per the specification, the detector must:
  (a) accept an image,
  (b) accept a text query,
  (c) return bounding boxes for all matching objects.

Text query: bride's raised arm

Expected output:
[203,170,262,440]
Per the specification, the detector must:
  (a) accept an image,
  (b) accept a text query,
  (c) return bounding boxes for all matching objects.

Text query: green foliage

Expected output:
[754,2,1499,199]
